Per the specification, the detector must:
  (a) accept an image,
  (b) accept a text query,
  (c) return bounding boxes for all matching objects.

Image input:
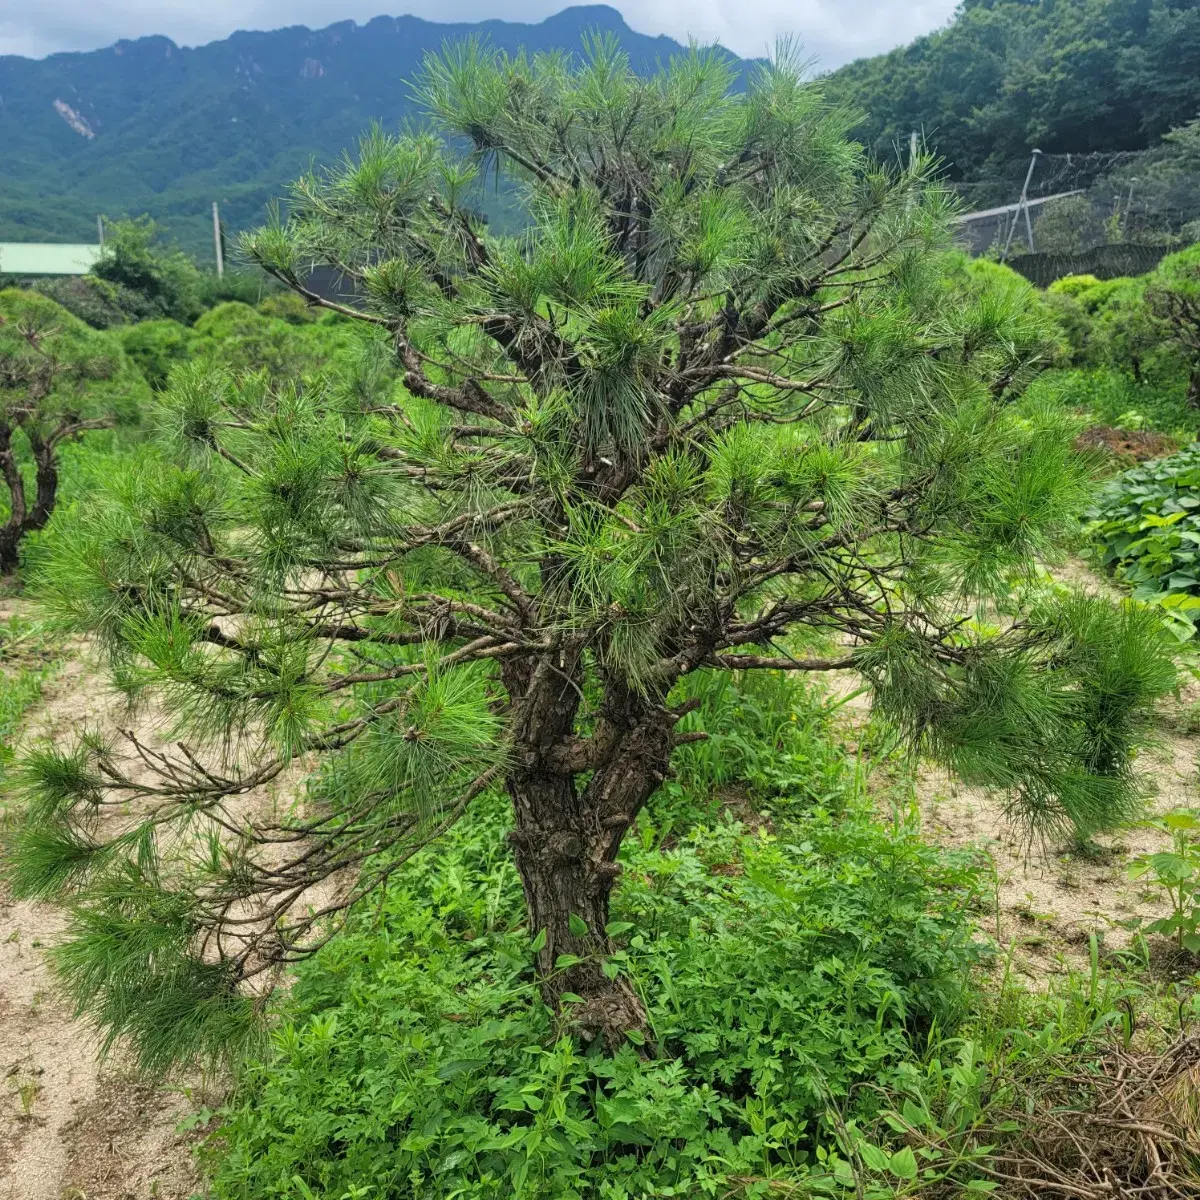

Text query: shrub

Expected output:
[190,302,350,379]
[27,275,130,330]
[208,787,985,1200]
[256,290,320,325]
[1043,247,1200,423]
[117,319,194,390]
[92,216,204,324]
[0,288,147,573]
[1087,442,1200,637]
[1144,244,1200,407]
[1047,274,1104,299]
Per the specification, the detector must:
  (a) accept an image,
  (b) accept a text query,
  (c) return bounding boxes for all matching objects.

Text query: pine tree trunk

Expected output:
[28,440,59,532]
[508,768,647,1044]
[504,664,676,1046]
[0,420,25,578]
[1187,364,1200,410]
[0,529,19,577]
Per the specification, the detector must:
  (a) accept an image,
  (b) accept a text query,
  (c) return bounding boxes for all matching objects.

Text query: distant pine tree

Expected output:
[0,290,140,574]
[7,38,1174,1070]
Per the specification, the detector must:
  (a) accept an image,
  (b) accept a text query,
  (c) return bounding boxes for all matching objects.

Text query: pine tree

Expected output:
[7,40,1175,1067]
[0,290,133,575]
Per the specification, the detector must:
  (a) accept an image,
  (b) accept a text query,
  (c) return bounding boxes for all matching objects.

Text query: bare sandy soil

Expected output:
[833,559,1197,982]
[912,731,1193,981]
[0,651,209,1200]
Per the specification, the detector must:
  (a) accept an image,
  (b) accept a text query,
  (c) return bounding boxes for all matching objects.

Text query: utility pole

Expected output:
[96,215,105,247]
[1123,178,1137,240]
[1002,148,1042,261]
[909,130,919,169]
[212,201,224,278]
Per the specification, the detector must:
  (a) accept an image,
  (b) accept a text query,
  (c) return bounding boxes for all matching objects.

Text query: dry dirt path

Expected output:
[832,560,1199,982]
[0,647,207,1200]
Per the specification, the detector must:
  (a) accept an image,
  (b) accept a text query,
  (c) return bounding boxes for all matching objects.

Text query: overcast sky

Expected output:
[0,1,959,68]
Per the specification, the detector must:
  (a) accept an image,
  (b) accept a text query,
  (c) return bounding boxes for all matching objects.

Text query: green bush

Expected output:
[0,288,147,424]
[1041,247,1200,430]
[92,217,205,324]
[1047,274,1105,299]
[117,319,194,390]
[27,275,130,330]
[257,290,321,325]
[209,789,983,1200]
[0,288,148,572]
[191,302,352,379]
[1087,442,1200,637]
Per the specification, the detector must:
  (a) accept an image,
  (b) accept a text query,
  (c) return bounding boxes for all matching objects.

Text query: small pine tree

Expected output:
[0,290,135,576]
[7,40,1175,1065]
[1145,246,1200,407]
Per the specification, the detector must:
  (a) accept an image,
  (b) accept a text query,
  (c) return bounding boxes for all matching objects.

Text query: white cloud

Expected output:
[0,1,957,67]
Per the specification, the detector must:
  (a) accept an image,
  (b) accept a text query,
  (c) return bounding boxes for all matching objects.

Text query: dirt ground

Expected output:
[833,559,1196,982]
[0,650,210,1200]
[1,560,1196,1195]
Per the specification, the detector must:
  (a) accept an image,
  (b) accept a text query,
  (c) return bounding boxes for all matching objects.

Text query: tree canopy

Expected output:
[6,39,1175,1069]
[825,0,1200,181]
[0,289,146,574]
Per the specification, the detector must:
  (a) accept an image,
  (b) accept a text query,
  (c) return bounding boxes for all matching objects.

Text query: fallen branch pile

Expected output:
[968,1033,1200,1198]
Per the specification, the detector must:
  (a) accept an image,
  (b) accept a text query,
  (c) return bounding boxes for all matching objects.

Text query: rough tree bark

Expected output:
[503,654,679,1043]
[0,419,60,578]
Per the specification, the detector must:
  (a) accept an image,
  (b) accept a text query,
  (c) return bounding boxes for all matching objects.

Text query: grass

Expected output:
[0,611,61,779]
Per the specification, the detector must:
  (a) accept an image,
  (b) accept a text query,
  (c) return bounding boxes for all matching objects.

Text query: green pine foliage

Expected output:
[4,40,1176,1071]
[0,288,148,573]
[0,288,147,421]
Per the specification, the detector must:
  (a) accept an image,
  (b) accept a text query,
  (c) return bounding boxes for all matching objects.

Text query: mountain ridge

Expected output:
[0,6,740,258]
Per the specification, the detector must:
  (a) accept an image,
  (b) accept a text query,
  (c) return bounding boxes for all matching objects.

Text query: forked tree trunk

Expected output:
[0,421,59,578]
[504,663,677,1046]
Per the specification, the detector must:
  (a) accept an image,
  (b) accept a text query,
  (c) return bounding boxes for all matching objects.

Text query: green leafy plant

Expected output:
[1087,442,1200,637]
[1128,809,1200,952]
[206,774,987,1200]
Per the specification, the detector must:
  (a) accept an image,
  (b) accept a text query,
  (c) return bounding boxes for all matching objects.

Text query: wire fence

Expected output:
[951,144,1200,282]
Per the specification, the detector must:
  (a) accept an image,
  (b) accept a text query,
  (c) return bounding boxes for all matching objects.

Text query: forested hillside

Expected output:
[0,5,734,255]
[6,1,1199,256]
[825,0,1200,181]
